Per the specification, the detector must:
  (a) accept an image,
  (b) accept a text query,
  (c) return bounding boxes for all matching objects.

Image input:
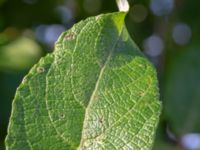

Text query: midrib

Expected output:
[77,25,124,149]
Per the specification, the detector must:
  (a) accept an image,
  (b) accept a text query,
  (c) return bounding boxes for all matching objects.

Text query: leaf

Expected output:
[0,37,42,71]
[6,12,161,149]
[163,43,200,136]
[153,124,180,150]
[153,140,179,150]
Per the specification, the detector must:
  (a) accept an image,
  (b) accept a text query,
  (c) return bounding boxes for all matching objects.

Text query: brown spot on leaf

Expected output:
[65,33,75,40]
[99,117,104,124]
[60,113,65,119]
[37,67,45,73]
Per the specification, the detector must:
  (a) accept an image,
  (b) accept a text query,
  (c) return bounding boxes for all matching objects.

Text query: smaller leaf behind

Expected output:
[163,43,200,136]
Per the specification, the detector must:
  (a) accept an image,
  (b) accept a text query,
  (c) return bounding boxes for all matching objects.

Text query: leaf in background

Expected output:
[0,0,5,6]
[153,140,179,150]
[153,124,180,150]
[0,37,42,71]
[6,12,161,149]
[163,43,200,136]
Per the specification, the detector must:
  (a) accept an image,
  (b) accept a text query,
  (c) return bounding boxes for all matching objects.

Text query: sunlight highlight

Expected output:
[116,0,130,12]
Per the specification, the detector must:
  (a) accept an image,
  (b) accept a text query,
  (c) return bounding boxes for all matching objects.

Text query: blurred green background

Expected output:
[0,0,200,149]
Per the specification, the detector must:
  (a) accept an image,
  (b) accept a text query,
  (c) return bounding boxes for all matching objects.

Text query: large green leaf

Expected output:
[6,12,161,149]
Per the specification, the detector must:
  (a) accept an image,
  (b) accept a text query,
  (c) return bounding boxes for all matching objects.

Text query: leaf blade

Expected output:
[6,12,161,150]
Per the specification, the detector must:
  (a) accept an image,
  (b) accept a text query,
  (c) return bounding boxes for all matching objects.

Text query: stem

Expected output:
[116,0,130,12]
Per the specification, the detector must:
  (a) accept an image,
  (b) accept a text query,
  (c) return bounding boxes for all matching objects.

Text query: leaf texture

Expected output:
[6,12,161,150]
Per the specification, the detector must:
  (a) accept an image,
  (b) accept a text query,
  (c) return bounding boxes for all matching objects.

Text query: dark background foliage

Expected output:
[0,0,200,149]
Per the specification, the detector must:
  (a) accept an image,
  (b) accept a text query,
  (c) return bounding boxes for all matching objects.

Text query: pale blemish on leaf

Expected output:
[37,66,45,73]
[65,33,75,41]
